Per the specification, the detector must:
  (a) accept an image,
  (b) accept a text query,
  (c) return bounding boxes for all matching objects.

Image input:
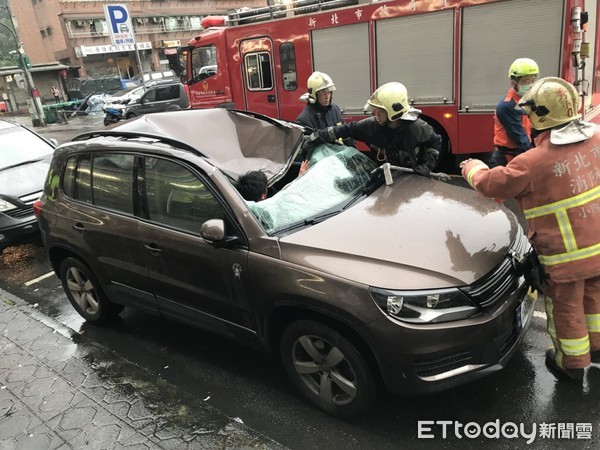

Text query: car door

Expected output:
[139,155,256,339]
[240,37,279,118]
[58,153,157,313]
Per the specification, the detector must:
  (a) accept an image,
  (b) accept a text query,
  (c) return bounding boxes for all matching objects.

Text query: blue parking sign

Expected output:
[104,4,135,46]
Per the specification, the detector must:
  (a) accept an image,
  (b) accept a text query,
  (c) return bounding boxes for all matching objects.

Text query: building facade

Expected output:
[8,0,266,81]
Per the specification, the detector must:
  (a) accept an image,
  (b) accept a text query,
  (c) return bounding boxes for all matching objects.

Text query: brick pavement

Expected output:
[0,289,287,450]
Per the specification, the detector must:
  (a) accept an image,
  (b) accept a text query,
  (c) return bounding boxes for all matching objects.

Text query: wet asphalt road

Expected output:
[2,118,599,449]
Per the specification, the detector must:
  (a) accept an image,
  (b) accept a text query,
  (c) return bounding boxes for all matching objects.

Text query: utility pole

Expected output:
[0,5,46,126]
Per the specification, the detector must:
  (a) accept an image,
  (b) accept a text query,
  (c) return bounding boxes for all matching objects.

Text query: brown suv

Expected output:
[35,109,535,417]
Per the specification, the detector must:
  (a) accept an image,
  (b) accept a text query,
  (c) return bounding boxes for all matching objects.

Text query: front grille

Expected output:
[20,191,42,205]
[414,350,474,378]
[5,205,34,219]
[462,227,530,309]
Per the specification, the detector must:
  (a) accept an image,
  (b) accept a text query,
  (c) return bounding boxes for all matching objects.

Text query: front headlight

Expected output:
[370,287,478,323]
[0,199,17,213]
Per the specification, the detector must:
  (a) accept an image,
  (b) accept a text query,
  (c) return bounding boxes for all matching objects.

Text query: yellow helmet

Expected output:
[508,58,539,79]
[366,82,410,121]
[307,71,335,103]
[519,77,580,130]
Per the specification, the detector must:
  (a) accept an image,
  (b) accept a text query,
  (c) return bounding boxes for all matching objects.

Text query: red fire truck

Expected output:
[180,0,599,164]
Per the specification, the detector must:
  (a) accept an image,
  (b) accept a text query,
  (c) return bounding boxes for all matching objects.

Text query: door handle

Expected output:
[144,244,162,255]
[72,223,85,232]
[267,94,276,103]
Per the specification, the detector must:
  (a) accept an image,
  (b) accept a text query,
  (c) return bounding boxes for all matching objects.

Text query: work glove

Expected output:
[302,127,337,160]
[414,164,431,176]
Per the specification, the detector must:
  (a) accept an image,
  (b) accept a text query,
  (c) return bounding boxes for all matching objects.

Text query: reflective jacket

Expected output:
[329,115,441,171]
[493,89,532,153]
[296,102,354,147]
[462,129,600,282]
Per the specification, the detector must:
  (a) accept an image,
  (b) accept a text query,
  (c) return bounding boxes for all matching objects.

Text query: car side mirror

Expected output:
[200,219,241,249]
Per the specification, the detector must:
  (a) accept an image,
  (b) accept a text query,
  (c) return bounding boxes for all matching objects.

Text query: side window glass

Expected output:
[144,157,225,234]
[280,42,297,91]
[63,155,93,203]
[245,52,273,91]
[144,89,157,102]
[91,154,135,214]
[191,44,217,82]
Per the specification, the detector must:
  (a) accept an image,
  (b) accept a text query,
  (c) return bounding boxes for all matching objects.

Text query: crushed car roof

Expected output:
[91,109,304,181]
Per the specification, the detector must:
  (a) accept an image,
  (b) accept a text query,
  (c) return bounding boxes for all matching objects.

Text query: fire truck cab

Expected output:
[180,0,600,165]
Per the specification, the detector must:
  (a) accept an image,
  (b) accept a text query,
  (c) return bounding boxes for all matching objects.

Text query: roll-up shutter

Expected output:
[311,23,370,114]
[376,10,454,104]
[461,0,564,112]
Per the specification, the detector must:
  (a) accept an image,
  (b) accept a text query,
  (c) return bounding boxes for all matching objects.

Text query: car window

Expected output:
[0,126,54,170]
[248,145,377,234]
[91,154,135,214]
[155,85,179,101]
[143,89,157,102]
[144,157,225,234]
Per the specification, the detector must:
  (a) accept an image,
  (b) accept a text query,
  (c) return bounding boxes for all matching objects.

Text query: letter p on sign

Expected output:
[104,4,135,46]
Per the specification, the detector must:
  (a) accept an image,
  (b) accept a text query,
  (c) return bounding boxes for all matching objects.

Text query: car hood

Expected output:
[0,158,50,198]
[278,175,519,289]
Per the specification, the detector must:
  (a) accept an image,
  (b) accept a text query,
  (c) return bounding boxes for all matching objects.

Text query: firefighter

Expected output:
[461,77,600,380]
[305,82,441,175]
[296,71,354,147]
[490,58,540,167]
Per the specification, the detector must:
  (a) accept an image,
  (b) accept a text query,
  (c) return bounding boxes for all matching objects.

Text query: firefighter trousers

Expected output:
[545,275,600,369]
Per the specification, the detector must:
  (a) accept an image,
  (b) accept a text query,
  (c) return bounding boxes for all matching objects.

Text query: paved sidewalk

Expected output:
[0,289,287,450]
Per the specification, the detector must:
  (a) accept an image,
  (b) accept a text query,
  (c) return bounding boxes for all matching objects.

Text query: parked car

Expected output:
[34,109,535,417]
[123,80,189,119]
[103,86,144,126]
[0,119,56,251]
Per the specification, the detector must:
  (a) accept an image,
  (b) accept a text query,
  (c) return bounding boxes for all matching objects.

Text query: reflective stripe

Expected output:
[586,314,600,333]
[556,209,577,252]
[466,164,488,188]
[546,296,556,339]
[522,183,600,266]
[524,184,600,219]
[539,242,600,266]
[559,336,590,356]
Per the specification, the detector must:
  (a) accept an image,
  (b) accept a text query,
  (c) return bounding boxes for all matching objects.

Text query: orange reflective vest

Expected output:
[462,129,600,283]
[493,89,532,152]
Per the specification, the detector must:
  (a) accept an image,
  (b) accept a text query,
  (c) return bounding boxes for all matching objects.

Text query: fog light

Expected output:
[0,234,5,242]
[387,296,403,314]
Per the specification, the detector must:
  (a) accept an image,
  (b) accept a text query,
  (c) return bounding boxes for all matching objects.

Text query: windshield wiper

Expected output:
[1,157,46,171]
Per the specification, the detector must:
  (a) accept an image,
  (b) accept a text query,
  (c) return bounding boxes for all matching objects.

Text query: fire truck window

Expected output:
[191,44,217,82]
[245,52,273,91]
[279,43,297,91]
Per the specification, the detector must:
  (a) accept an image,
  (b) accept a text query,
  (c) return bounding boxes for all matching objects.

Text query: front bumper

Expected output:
[0,216,40,249]
[371,277,536,395]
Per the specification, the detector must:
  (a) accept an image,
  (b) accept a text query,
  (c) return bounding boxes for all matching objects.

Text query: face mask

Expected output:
[518,84,532,96]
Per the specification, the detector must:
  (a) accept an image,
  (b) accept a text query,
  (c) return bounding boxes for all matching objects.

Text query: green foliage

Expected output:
[0,0,18,68]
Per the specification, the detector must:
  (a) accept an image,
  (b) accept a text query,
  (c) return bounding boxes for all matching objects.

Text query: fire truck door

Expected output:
[240,38,279,117]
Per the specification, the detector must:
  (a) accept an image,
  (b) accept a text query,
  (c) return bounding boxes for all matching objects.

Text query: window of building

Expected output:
[46,26,52,36]
[279,42,297,91]
[245,52,273,91]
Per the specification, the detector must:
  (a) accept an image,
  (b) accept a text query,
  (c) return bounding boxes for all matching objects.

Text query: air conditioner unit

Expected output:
[74,20,84,27]
[152,17,162,23]
[136,17,148,25]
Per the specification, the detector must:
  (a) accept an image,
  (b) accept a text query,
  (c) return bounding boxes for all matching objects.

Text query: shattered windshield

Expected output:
[247,144,378,235]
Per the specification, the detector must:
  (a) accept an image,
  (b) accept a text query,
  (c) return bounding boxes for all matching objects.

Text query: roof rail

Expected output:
[228,0,359,26]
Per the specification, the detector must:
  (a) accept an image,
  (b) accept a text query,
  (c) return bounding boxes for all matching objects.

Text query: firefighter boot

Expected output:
[545,348,585,381]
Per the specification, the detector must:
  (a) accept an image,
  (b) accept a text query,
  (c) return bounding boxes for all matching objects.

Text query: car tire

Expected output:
[166,105,181,111]
[280,320,377,417]
[59,257,123,324]
[126,113,137,120]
